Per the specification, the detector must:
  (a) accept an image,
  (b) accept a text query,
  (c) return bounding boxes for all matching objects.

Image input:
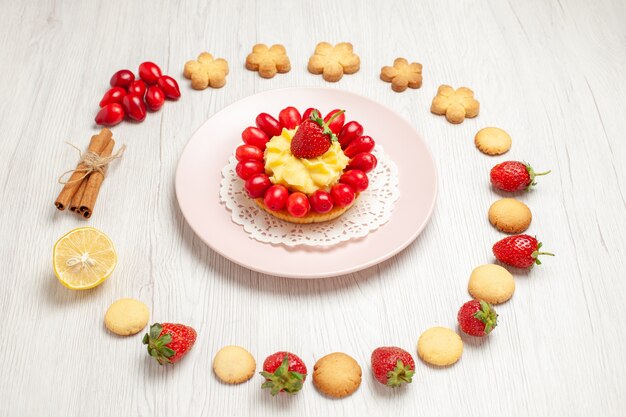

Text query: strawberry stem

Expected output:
[534,170,551,176]
[326,109,345,125]
[385,360,415,387]
[473,300,498,334]
[259,355,305,396]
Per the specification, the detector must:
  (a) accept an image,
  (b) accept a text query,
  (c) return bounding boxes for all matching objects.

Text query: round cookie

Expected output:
[474,127,512,155]
[104,298,149,336]
[213,345,256,384]
[313,352,361,398]
[468,264,515,304]
[417,327,463,366]
[488,198,532,233]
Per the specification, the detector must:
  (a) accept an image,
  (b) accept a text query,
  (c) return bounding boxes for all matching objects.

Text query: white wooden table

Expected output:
[1,0,624,415]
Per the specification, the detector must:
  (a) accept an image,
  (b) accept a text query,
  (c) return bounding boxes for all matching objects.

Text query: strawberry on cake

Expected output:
[234,107,377,223]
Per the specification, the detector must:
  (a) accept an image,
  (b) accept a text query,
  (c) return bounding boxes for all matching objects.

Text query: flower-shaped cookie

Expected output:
[245,44,291,78]
[380,58,423,92]
[183,52,229,89]
[430,85,480,124]
[307,42,360,82]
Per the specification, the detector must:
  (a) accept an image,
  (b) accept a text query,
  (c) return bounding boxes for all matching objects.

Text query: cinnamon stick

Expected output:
[54,128,112,210]
[69,179,88,212]
[79,138,115,218]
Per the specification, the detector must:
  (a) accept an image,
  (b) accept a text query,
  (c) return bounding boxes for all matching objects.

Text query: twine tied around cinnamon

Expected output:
[58,142,126,184]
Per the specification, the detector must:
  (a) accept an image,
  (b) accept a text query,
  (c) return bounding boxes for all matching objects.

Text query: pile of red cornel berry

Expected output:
[95,62,181,126]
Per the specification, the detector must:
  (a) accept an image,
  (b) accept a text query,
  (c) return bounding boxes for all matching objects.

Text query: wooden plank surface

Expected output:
[0,0,624,415]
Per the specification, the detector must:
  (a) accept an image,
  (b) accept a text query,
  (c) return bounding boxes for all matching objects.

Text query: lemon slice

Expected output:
[53,227,117,290]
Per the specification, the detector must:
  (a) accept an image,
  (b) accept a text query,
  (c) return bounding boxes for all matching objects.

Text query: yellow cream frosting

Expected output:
[264,128,349,194]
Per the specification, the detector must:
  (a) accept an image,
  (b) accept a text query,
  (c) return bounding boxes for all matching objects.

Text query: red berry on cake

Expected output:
[236,160,265,180]
[340,169,369,192]
[264,185,289,211]
[255,113,282,138]
[309,190,334,214]
[457,300,498,337]
[331,183,355,207]
[324,109,346,134]
[242,126,270,150]
[235,144,264,162]
[286,192,310,217]
[244,173,272,198]
[338,121,363,148]
[344,135,375,158]
[290,110,344,159]
[302,107,320,121]
[347,152,377,173]
[278,106,302,129]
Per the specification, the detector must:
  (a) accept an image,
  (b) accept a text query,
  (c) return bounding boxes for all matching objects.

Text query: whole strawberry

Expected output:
[458,300,498,337]
[490,161,550,192]
[290,110,344,159]
[143,323,197,365]
[260,352,307,395]
[371,347,415,387]
[493,234,554,268]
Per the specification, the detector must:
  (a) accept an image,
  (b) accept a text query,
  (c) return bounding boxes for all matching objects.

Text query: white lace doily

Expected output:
[219,145,399,247]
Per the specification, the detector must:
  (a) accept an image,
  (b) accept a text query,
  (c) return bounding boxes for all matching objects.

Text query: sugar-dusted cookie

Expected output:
[430,85,480,124]
[183,52,229,89]
[380,58,423,92]
[245,44,291,78]
[417,327,463,366]
[468,264,515,304]
[307,42,360,82]
[213,345,256,384]
[475,127,512,155]
[104,298,149,336]
[313,352,361,398]
[488,198,532,233]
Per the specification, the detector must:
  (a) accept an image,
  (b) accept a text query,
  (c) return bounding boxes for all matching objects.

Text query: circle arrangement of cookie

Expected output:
[104,298,149,336]
[213,345,256,384]
[234,107,377,223]
[475,127,512,155]
[52,39,558,403]
[488,198,532,233]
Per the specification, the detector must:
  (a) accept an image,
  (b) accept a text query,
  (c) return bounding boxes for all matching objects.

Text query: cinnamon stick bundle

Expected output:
[78,138,115,219]
[54,128,112,210]
[69,179,88,212]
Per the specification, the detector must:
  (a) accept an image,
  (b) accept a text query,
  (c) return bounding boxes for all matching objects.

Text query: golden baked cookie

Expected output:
[474,127,512,155]
[183,52,229,89]
[213,345,256,384]
[307,42,360,82]
[430,85,480,124]
[104,298,149,336]
[255,197,356,224]
[468,264,515,304]
[313,352,361,398]
[380,58,423,92]
[245,44,291,78]
[488,198,532,233]
[417,327,463,366]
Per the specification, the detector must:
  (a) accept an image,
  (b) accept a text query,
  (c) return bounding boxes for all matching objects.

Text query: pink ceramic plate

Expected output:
[175,87,437,278]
